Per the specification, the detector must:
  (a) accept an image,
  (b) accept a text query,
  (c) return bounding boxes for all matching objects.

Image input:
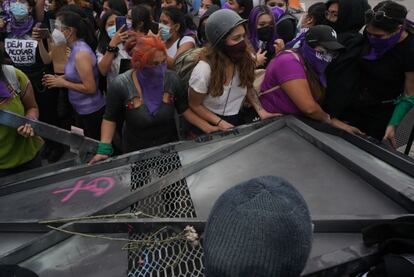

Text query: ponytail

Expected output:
[57,6,98,50]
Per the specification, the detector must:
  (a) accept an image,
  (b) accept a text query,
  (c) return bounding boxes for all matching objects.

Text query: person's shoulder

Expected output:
[180,36,196,45]
[108,70,133,92]
[274,51,301,65]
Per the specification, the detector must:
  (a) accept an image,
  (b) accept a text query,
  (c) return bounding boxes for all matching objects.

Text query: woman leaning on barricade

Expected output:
[188,9,278,135]
[257,25,363,135]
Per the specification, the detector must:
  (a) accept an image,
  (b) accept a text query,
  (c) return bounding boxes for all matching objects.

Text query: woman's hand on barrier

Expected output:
[17,123,35,138]
[257,109,282,120]
[217,120,234,131]
[330,118,365,136]
[202,124,221,134]
[88,154,109,165]
[383,125,397,149]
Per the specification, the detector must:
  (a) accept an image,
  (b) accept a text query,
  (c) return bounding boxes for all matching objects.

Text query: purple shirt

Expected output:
[260,52,306,115]
[64,40,105,115]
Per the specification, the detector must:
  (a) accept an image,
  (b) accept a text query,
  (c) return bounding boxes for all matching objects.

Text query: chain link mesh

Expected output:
[129,152,197,218]
[127,227,204,277]
[128,152,201,276]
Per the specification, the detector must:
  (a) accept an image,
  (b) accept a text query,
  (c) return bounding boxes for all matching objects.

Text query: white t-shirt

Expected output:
[167,36,196,58]
[97,44,130,85]
[189,60,247,116]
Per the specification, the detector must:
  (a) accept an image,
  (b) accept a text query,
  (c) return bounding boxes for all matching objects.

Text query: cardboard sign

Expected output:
[5,38,38,65]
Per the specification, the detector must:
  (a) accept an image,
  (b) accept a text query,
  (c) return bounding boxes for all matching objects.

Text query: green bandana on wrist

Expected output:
[388,96,414,126]
[97,142,113,156]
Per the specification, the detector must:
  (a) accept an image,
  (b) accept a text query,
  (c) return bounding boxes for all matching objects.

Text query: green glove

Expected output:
[388,95,414,126]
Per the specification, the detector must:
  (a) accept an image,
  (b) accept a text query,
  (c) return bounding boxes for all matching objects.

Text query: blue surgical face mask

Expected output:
[10,2,29,21]
[106,25,116,39]
[158,23,171,41]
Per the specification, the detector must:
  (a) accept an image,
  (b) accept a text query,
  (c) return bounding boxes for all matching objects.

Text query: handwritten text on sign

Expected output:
[53,177,115,203]
[5,39,38,65]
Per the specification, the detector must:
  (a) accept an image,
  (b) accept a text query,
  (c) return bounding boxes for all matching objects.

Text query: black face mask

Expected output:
[222,40,247,63]
[256,26,273,42]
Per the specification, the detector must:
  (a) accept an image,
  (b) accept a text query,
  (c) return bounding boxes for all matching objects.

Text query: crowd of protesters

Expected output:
[0,0,413,176]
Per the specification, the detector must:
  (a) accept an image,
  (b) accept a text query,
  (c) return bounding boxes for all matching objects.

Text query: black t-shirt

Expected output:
[104,69,188,153]
[359,33,414,105]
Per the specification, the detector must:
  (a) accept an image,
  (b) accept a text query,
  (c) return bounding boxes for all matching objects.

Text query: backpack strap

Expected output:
[2,65,21,95]
[258,50,302,97]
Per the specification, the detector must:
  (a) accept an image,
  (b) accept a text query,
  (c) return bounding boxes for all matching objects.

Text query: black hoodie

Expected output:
[323,0,371,118]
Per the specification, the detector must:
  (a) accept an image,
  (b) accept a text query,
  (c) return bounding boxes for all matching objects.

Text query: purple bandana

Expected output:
[271,6,285,21]
[363,28,403,61]
[136,63,166,115]
[0,80,12,98]
[10,16,34,37]
[300,42,333,87]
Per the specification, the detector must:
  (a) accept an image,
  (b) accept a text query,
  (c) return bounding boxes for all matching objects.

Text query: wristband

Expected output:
[388,96,414,126]
[215,119,222,126]
[97,142,113,156]
[106,45,119,53]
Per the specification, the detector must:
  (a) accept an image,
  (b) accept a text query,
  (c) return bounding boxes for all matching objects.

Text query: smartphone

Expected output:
[116,16,127,31]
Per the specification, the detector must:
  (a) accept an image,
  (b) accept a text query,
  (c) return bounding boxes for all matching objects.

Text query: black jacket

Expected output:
[323,0,371,118]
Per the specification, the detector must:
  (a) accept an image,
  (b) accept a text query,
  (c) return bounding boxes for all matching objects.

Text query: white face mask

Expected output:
[52,29,67,45]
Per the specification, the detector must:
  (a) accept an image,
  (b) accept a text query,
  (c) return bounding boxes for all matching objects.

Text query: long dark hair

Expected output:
[57,9,98,50]
[161,6,187,37]
[97,10,121,54]
[107,0,128,15]
[236,0,253,19]
[131,5,152,34]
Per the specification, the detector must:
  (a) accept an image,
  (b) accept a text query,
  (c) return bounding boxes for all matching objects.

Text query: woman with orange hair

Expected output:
[89,35,216,164]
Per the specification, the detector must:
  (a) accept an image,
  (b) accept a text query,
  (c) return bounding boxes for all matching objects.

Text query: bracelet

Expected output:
[106,45,119,53]
[215,118,222,126]
[96,142,113,156]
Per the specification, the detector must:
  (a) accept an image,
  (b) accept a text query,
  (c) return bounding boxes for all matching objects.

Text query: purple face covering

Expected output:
[363,28,403,60]
[10,16,34,37]
[271,6,285,21]
[223,2,231,10]
[0,80,12,98]
[300,42,333,87]
[136,63,167,115]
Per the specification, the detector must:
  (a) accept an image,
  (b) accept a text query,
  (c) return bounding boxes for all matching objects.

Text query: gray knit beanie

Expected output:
[203,176,312,277]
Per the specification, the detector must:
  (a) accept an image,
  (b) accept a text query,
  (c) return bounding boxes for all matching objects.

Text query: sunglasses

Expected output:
[365,9,404,24]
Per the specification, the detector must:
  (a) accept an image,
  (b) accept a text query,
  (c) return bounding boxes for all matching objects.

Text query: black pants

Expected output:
[74,106,105,140]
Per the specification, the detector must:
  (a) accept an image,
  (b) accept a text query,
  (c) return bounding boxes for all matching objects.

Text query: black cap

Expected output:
[305,25,345,50]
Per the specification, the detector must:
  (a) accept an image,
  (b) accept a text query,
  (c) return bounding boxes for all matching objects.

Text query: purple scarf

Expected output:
[363,28,403,61]
[300,42,332,87]
[10,16,34,37]
[0,80,12,98]
[136,63,166,115]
